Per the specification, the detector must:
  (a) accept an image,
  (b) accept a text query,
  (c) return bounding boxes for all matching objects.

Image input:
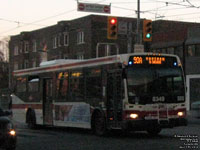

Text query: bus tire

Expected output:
[92,111,107,136]
[26,109,36,129]
[147,127,161,136]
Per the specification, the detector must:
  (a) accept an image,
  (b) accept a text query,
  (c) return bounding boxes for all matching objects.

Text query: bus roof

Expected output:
[13,54,125,76]
[13,53,180,77]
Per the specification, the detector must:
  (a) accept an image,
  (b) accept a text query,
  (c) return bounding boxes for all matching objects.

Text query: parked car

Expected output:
[0,107,17,150]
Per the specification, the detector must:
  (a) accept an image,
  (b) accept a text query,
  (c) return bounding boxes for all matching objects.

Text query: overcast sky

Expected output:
[1,0,200,40]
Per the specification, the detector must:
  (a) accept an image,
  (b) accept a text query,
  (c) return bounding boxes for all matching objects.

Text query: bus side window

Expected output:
[56,72,69,101]
[16,77,27,93]
[69,70,84,101]
[85,68,101,100]
[28,78,39,92]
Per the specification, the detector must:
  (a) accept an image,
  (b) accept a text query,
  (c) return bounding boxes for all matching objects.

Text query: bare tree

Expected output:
[0,37,10,62]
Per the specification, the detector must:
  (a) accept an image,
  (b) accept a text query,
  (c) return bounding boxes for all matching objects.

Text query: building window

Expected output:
[19,63,23,70]
[32,40,37,52]
[14,45,19,56]
[155,49,161,53]
[53,36,57,49]
[24,60,29,69]
[77,31,84,44]
[24,41,29,53]
[58,34,62,47]
[77,54,84,60]
[64,32,69,46]
[194,44,200,56]
[161,48,167,54]
[32,59,37,68]
[14,62,18,70]
[174,46,183,60]
[63,54,68,59]
[167,47,174,54]
[187,45,195,56]
[19,42,23,53]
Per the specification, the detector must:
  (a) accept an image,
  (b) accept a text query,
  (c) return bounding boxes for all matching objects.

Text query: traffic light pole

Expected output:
[136,0,141,44]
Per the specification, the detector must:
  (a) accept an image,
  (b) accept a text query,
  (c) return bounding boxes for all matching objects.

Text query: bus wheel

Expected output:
[27,110,36,129]
[93,111,106,136]
[147,127,161,136]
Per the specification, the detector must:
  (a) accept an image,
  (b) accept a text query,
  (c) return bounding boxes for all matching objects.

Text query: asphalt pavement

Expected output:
[187,112,200,125]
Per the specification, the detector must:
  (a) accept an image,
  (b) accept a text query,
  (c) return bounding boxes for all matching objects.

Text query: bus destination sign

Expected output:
[133,56,165,65]
[128,55,178,66]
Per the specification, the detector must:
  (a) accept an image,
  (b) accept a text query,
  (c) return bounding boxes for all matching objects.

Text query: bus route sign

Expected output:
[128,55,178,67]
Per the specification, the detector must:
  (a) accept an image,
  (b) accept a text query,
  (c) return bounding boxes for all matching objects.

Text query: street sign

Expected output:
[118,21,127,34]
[77,2,111,14]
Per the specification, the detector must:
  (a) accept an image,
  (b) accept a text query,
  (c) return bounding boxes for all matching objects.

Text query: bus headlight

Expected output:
[130,113,138,119]
[177,111,184,117]
[9,129,16,136]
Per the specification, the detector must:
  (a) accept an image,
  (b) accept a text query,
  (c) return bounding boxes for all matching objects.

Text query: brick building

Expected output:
[9,15,138,71]
[9,15,200,110]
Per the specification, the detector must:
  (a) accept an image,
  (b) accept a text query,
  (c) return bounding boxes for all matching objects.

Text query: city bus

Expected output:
[11,53,187,135]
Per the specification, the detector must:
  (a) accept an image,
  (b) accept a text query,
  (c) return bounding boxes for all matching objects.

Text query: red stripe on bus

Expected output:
[12,104,42,109]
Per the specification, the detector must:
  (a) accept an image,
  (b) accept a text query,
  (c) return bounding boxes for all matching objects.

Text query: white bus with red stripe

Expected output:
[11,53,187,135]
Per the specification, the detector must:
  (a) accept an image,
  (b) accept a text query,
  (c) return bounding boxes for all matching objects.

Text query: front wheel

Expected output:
[93,111,107,136]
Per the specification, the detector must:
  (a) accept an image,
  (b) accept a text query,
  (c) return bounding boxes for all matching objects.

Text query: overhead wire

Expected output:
[0,18,47,27]
[0,9,76,36]
[1,0,200,38]
[113,0,200,21]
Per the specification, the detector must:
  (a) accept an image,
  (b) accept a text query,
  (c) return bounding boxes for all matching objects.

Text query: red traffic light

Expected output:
[110,18,117,25]
[107,17,118,39]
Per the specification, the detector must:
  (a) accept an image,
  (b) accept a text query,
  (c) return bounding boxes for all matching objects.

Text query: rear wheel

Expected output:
[93,111,107,136]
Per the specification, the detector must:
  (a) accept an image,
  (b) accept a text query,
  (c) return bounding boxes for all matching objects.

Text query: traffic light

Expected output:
[143,19,152,42]
[107,17,118,40]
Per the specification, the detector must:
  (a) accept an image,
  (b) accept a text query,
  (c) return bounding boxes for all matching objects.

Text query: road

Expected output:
[9,122,199,150]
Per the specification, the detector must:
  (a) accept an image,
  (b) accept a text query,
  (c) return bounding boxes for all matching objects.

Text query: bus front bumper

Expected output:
[122,118,187,131]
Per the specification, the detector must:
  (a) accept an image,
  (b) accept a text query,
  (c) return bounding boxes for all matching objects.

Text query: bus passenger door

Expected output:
[107,69,123,127]
[43,78,53,126]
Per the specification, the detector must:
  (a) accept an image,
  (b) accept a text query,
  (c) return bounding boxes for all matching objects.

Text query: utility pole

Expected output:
[136,0,141,44]
[134,0,144,53]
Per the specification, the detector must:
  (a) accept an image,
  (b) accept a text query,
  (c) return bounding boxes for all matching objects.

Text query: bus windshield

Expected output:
[127,66,185,104]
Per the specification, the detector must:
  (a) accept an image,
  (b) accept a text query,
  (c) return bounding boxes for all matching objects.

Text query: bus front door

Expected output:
[43,78,53,126]
[107,69,123,128]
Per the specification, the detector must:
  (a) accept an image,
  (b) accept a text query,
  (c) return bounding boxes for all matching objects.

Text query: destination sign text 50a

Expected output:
[133,56,166,65]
